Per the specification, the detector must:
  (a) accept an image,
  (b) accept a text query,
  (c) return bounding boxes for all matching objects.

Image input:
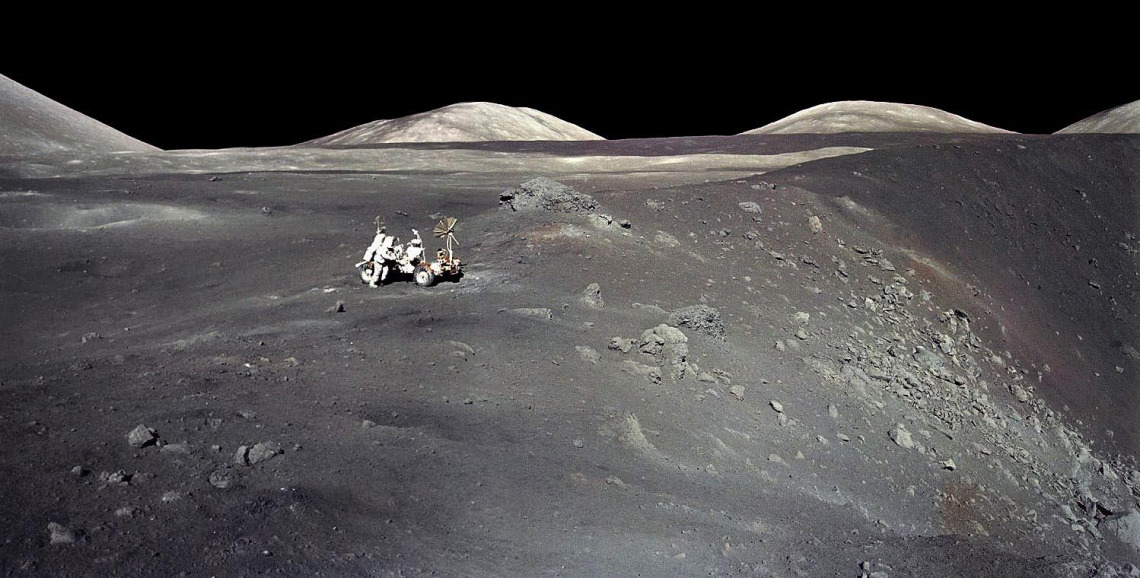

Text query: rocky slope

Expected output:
[303,102,603,145]
[0,74,158,156]
[743,101,1013,135]
[1056,100,1140,134]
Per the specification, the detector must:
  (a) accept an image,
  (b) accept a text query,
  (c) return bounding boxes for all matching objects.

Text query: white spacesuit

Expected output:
[361,228,397,287]
[405,229,424,263]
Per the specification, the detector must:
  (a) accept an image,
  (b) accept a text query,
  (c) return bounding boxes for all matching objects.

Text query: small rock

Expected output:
[808,215,822,234]
[775,340,786,352]
[941,459,957,471]
[508,308,553,320]
[827,404,839,419]
[837,433,851,442]
[576,345,601,365]
[115,506,138,518]
[1010,385,1030,403]
[247,441,283,465]
[81,332,101,344]
[328,300,346,313]
[161,491,183,503]
[777,413,790,427]
[572,439,585,448]
[160,442,191,455]
[889,426,915,449]
[450,341,475,356]
[698,372,716,383]
[238,410,257,420]
[793,311,810,325]
[47,522,75,545]
[127,425,158,448]
[609,337,635,353]
[739,201,762,214]
[103,470,132,485]
[729,386,745,400]
[794,329,808,340]
[770,400,784,413]
[208,469,237,490]
[233,445,250,466]
[579,283,605,309]
[362,420,377,428]
[71,466,88,477]
[768,453,784,463]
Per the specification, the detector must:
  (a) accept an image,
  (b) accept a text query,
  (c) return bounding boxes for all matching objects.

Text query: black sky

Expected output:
[4,39,1133,150]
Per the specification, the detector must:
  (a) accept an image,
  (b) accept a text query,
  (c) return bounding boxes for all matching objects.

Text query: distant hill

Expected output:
[0,74,158,156]
[304,102,603,145]
[1055,100,1140,134]
[743,101,1013,135]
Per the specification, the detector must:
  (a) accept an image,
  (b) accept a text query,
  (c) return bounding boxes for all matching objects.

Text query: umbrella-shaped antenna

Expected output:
[433,217,459,259]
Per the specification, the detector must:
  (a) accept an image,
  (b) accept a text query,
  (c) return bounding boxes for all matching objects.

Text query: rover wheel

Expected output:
[413,265,435,287]
[359,263,374,284]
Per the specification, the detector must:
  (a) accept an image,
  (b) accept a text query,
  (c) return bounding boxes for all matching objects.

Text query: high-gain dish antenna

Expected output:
[433,217,459,259]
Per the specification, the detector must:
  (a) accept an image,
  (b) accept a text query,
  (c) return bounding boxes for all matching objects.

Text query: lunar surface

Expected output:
[2,77,1139,577]
[742,101,1014,135]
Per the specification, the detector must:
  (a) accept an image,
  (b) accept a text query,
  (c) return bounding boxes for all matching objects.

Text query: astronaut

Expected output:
[360,226,397,287]
[404,229,424,264]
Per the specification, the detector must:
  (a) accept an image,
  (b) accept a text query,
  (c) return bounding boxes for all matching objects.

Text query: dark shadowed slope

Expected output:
[743,101,1014,135]
[1057,100,1140,134]
[0,74,158,156]
[764,134,1140,453]
[303,102,604,145]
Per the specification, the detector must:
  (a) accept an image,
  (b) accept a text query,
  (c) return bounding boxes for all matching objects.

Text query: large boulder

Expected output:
[499,177,598,214]
[668,305,725,340]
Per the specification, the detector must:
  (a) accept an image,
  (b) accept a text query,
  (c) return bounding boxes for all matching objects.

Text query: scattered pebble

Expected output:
[770,400,784,413]
[234,446,250,466]
[47,522,75,545]
[572,439,585,448]
[576,345,601,365]
[890,426,915,450]
[160,442,191,455]
[127,425,158,448]
[247,441,283,465]
[729,386,746,400]
[208,469,237,490]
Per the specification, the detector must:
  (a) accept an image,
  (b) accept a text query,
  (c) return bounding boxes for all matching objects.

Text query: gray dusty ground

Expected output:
[1,133,1139,577]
